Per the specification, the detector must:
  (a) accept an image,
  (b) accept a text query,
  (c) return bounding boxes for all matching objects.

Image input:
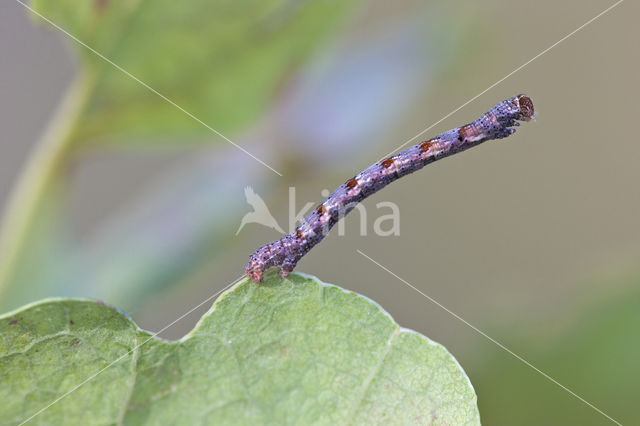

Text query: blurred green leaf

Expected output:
[471,271,640,425]
[0,177,72,309]
[1,272,479,425]
[31,0,354,146]
[0,0,354,306]
[65,154,268,310]
[0,72,91,312]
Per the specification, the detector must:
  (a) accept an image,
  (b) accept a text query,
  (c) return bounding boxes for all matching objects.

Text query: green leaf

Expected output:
[30,0,354,146]
[470,269,640,425]
[0,272,479,425]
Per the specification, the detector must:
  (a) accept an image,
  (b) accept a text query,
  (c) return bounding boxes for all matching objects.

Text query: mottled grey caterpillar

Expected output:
[246,94,534,282]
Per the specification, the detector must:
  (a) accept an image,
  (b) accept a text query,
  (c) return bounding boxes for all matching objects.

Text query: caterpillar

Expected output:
[246,94,534,282]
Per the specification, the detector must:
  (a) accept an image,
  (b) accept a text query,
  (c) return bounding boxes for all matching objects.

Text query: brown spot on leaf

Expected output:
[70,320,75,325]
[316,204,325,214]
[70,338,81,347]
[8,319,18,325]
[380,157,395,168]
[295,229,304,239]
[345,178,358,188]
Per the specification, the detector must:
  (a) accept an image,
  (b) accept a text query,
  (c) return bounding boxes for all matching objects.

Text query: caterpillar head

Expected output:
[515,94,535,121]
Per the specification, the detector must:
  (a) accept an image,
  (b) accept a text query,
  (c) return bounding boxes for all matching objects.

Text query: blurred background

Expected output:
[1,0,638,424]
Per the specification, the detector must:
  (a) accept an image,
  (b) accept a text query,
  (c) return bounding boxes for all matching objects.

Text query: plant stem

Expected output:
[0,70,93,301]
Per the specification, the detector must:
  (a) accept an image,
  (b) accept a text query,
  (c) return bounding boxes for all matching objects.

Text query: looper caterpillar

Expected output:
[246,95,534,282]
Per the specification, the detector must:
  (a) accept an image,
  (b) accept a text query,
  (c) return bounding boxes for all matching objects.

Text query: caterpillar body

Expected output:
[246,95,534,283]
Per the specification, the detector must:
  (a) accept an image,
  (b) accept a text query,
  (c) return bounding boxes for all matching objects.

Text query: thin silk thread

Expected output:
[246,95,534,282]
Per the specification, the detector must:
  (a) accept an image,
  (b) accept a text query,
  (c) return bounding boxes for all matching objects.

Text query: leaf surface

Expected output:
[0,272,479,425]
